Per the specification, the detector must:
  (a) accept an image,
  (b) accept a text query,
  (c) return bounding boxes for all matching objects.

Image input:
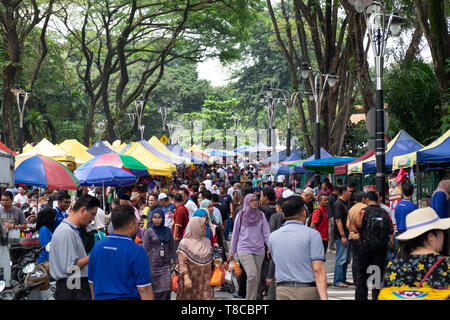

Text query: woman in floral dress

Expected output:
[380,207,450,299]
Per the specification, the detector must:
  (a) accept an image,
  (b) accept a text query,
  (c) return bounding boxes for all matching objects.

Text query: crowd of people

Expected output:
[0,162,449,300]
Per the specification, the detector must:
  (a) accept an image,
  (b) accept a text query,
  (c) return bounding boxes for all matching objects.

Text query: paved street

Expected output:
[171,235,372,301]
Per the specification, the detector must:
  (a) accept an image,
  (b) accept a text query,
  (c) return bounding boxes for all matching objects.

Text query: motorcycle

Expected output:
[1,246,55,300]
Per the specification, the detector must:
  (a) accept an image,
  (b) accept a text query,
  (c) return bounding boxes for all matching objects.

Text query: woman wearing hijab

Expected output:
[431,179,450,219]
[143,208,177,300]
[176,216,214,300]
[195,202,229,259]
[228,193,270,300]
[379,207,450,299]
[36,207,56,264]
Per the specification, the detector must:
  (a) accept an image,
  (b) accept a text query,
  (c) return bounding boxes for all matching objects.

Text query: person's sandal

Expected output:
[334,283,349,288]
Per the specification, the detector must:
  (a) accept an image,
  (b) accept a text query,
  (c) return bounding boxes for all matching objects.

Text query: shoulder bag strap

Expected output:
[418,256,447,288]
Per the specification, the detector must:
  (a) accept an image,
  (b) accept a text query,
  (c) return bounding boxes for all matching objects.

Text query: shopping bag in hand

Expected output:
[228,260,242,276]
[171,272,179,292]
[209,266,226,287]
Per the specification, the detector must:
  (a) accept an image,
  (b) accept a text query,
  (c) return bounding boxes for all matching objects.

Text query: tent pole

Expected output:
[416,164,420,206]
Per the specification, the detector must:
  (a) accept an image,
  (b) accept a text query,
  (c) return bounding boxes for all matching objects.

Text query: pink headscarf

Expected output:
[241,193,263,227]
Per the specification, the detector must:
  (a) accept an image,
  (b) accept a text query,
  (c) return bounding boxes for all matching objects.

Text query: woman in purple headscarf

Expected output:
[228,193,270,300]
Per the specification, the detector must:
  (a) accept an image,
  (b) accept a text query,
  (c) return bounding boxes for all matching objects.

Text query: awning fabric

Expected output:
[392,129,450,170]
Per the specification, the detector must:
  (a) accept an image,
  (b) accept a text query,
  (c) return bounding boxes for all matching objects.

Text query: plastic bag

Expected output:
[209,266,225,287]
[171,272,179,292]
[228,260,242,276]
[225,270,232,283]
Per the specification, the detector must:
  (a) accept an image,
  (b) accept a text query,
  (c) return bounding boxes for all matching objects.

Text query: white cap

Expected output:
[158,193,168,201]
[282,189,295,199]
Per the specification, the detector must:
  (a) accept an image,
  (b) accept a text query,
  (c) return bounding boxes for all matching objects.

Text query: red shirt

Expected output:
[311,205,329,241]
[172,204,189,240]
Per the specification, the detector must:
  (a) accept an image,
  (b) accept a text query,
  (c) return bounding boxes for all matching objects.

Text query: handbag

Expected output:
[170,272,179,292]
[378,256,450,300]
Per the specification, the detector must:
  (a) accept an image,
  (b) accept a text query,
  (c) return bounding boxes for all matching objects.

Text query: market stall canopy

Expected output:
[122,142,175,177]
[112,140,128,153]
[0,141,17,155]
[276,148,332,175]
[170,144,207,164]
[86,140,118,156]
[392,129,450,170]
[15,155,80,190]
[22,143,34,153]
[139,140,185,169]
[206,149,236,157]
[334,149,375,176]
[261,150,303,165]
[148,136,191,166]
[348,130,423,174]
[15,138,77,171]
[58,139,94,165]
[303,156,358,174]
[188,144,210,158]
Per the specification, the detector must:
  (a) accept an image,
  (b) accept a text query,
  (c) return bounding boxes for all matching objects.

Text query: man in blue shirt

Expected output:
[395,183,418,235]
[267,195,328,300]
[52,192,71,231]
[88,205,154,300]
[158,193,175,229]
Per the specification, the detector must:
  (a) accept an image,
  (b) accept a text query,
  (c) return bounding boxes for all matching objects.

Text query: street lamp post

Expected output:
[11,85,31,154]
[167,122,174,144]
[134,98,145,140]
[232,112,241,164]
[262,86,308,160]
[157,103,171,134]
[189,119,194,162]
[299,64,339,161]
[350,0,404,199]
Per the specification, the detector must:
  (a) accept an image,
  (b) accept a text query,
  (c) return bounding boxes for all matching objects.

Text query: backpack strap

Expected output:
[418,256,447,288]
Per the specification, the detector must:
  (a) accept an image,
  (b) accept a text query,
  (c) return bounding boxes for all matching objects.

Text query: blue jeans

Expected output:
[333,239,352,286]
[224,216,232,240]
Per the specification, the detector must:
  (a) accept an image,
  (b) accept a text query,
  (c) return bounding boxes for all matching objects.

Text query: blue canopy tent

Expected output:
[362,130,423,174]
[207,149,236,157]
[293,148,333,173]
[276,148,332,175]
[303,156,358,173]
[87,140,117,156]
[262,150,303,164]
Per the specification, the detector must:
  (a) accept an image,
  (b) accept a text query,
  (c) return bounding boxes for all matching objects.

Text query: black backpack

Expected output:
[307,207,325,228]
[361,206,391,251]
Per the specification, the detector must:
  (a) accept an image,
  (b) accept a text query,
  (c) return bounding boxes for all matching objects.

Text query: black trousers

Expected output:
[237,262,247,298]
[349,239,361,288]
[257,254,270,300]
[55,277,91,300]
[355,242,387,301]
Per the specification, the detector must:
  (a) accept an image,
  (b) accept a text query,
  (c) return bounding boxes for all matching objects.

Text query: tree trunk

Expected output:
[415,0,450,107]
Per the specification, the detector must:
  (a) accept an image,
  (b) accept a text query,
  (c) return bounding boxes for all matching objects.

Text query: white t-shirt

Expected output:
[13,193,29,206]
